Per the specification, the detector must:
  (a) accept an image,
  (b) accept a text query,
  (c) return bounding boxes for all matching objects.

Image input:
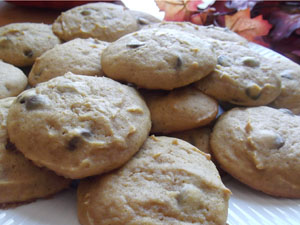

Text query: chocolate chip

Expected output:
[279,108,294,116]
[80,10,91,16]
[24,95,44,110]
[126,43,145,48]
[68,136,81,151]
[137,17,149,25]
[242,57,260,67]
[5,139,17,152]
[175,56,182,70]
[274,135,285,149]
[23,50,33,58]
[217,55,230,67]
[245,84,262,100]
[81,130,92,138]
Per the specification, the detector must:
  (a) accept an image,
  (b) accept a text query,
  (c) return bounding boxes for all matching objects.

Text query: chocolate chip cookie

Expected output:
[7,73,151,179]
[52,2,138,42]
[102,28,217,90]
[78,136,231,225]
[0,23,60,67]
[211,106,300,198]
[0,97,70,206]
[29,38,109,86]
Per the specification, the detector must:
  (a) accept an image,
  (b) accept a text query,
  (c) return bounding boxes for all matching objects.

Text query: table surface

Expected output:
[0,1,61,26]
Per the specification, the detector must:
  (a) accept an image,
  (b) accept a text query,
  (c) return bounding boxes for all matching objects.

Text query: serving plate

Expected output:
[1,1,299,225]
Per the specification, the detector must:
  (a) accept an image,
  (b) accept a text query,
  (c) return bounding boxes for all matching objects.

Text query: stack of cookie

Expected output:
[0,1,299,224]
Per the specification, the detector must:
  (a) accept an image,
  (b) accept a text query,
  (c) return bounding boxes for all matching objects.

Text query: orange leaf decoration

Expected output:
[225,8,272,43]
[155,0,204,21]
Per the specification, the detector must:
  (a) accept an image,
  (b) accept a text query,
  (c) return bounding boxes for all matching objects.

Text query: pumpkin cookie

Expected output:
[52,2,138,42]
[143,87,218,133]
[0,60,27,98]
[29,38,109,86]
[211,106,300,198]
[102,28,217,90]
[145,21,247,43]
[78,136,231,225]
[194,41,281,106]
[0,97,70,206]
[0,23,60,67]
[268,55,300,114]
[169,127,212,154]
[129,10,161,29]
[7,73,151,179]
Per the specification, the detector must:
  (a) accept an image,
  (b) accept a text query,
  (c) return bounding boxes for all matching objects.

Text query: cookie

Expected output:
[194,41,282,106]
[28,38,109,86]
[0,97,70,206]
[77,136,231,225]
[268,55,300,114]
[129,10,161,29]
[0,60,27,98]
[143,87,218,133]
[211,106,300,198]
[102,28,217,90]
[145,21,247,43]
[52,2,138,42]
[169,127,212,154]
[0,23,61,67]
[7,73,151,179]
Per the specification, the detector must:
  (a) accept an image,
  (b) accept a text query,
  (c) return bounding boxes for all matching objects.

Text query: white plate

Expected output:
[1,1,300,225]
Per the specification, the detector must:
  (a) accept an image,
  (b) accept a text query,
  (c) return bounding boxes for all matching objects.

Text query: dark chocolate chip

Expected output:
[23,50,33,58]
[175,56,182,70]
[80,10,91,16]
[126,43,145,48]
[25,95,44,110]
[137,17,149,25]
[81,130,92,138]
[68,136,81,151]
[279,108,294,116]
[274,135,285,149]
[281,74,293,80]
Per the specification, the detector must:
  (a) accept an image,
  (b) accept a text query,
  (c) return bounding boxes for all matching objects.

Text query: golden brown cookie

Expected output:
[211,106,300,198]
[169,127,212,154]
[268,55,300,114]
[78,136,231,225]
[145,21,247,43]
[0,97,70,206]
[0,23,60,67]
[0,60,27,98]
[28,38,109,86]
[143,87,218,134]
[7,73,151,179]
[52,2,138,42]
[194,41,282,106]
[101,28,217,90]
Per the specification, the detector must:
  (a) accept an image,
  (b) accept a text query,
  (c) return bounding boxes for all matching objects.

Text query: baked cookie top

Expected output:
[169,127,212,154]
[143,87,218,134]
[0,60,27,98]
[7,73,151,179]
[269,55,300,114]
[0,97,70,205]
[194,41,282,106]
[102,28,217,90]
[0,23,61,67]
[129,10,161,29]
[78,136,231,225]
[28,38,109,86]
[211,106,300,198]
[52,2,138,42]
[145,21,247,43]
